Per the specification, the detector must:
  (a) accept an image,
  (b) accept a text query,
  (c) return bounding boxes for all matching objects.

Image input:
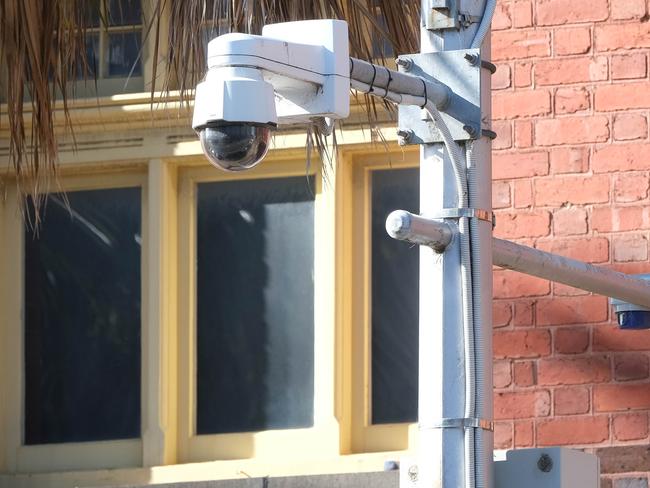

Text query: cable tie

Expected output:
[383,66,393,100]
[349,58,354,76]
[369,63,377,93]
[420,79,428,109]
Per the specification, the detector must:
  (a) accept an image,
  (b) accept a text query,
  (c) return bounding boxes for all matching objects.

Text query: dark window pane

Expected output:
[371,168,419,424]
[107,31,142,77]
[76,33,100,80]
[85,2,101,28]
[108,0,142,26]
[24,188,141,445]
[197,177,315,434]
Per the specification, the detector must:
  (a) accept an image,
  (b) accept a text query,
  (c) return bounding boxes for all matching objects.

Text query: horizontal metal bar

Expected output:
[386,211,650,308]
[493,238,650,309]
[385,210,455,252]
[349,57,452,109]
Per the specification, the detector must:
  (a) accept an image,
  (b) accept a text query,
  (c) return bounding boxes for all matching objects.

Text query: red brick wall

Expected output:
[490,0,650,484]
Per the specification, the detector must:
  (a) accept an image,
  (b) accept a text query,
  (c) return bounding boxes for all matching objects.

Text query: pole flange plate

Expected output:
[397,49,482,144]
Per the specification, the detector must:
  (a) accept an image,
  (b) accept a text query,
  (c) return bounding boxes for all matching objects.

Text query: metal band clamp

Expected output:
[428,207,495,227]
[421,417,494,431]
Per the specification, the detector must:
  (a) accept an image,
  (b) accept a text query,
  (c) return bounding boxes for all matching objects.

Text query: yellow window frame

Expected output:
[0,171,149,473]
[176,153,341,464]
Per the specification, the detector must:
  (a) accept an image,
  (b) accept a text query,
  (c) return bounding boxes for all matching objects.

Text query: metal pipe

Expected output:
[349,57,451,109]
[386,210,455,252]
[494,238,650,309]
[387,212,650,309]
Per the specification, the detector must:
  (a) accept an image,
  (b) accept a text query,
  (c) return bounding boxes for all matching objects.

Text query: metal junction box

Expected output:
[494,448,600,488]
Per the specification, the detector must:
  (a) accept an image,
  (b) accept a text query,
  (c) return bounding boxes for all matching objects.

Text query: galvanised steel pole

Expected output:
[415,1,493,487]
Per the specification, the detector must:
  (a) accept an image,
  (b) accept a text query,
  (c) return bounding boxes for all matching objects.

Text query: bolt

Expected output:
[396,57,413,72]
[537,454,553,473]
[408,464,419,483]
[463,124,478,138]
[397,129,414,146]
[464,53,479,66]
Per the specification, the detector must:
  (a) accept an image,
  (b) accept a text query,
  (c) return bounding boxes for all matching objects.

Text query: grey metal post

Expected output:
[414,1,493,487]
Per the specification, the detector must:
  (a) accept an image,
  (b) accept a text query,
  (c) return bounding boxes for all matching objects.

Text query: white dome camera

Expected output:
[192,21,350,171]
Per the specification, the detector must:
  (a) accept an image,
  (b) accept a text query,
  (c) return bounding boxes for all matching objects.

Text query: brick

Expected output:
[554,282,590,297]
[494,422,513,449]
[615,354,649,381]
[514,420,534,447]
[555,327,590,354]
[613,234,648,263]
[493,2,512,30]
[611,0,646,20]
[554,27,592,55]
[555,87,590,114]
[493,31,551,61]
[494,269,551,299]
[494,329,552,359]
[493,151,548,179]
[493,301,512,328]
[493,90,552,119]
[603,479,613,488]
[514,180,533,208]
[611,54,647,80]
[493,64,511,90]
[596,445,650,473]
[492,120,512,149]
[592,206,650,232]
[594,327,650,352]
[513,1,533,27]
[514,62,533,88]
[538,0,608,24]
[553,207,588,236]
[595,384,650,412]
[537,295,609,326]
[494,390,551,419]
[494,211,551,239]
[596,84,650,112]
[613,114,647,141]
[593,143,650,172]
[536,57,608,85]
[514,361,536,386]
[536,237,609,263]
[494,360,512,389]
[554,386,590,415]
[549,147,589,174]
[535,117,610,146]
[596,23,650,51]
[614,172,649,202]
[613,413,649,441]
[514,120,533,147]
[539,356,611,385]
[537,416,609,446]
[493,181,511,209]
[514,301,534,327]
[534,174,610,205]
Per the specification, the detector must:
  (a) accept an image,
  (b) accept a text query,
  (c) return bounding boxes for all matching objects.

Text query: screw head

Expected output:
[537,453,553,473]
[463,124,478,138]
[464,53,479,66]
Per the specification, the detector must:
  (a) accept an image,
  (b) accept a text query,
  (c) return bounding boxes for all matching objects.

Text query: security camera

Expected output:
[193,20,350,171]
[611,274,650,329]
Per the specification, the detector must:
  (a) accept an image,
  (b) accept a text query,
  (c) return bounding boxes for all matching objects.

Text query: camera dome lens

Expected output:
[199,123,274,172]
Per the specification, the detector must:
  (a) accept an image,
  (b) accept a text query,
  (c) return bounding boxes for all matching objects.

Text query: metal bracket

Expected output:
[421,417,494,431]
[425,0,460,30]
[428,207,494,224]
[397,49,481,143]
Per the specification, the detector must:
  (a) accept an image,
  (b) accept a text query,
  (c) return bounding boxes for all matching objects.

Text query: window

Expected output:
[177,160,334,463]
[1,174,147,474]
[195,176,315,434]
[71,0,144,95]
[349,153,420,452]
[24,188,142,445]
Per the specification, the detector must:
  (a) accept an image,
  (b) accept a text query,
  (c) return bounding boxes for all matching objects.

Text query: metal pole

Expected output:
[493,238,650,309]
[416,1,493,487]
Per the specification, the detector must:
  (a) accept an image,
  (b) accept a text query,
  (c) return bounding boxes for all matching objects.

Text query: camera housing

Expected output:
[611,274,650,330]
[192,20,350,171]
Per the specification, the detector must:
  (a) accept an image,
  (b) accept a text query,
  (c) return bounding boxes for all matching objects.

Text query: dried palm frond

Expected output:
[0,0,420,213]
